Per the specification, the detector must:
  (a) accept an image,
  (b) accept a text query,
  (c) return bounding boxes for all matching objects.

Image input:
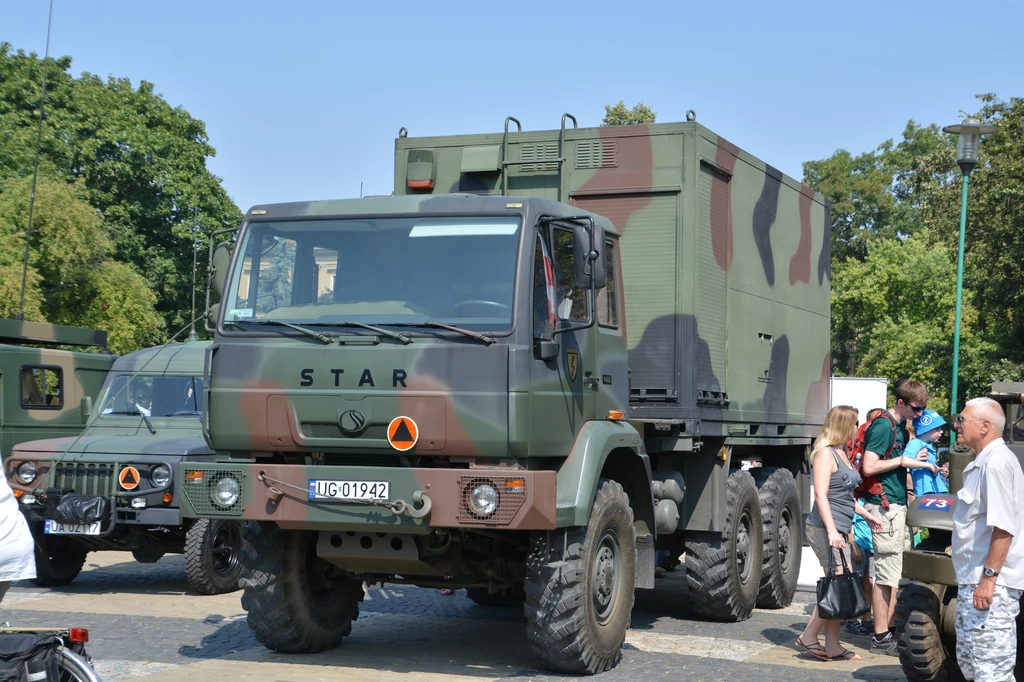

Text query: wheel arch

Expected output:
[555,421,654,534]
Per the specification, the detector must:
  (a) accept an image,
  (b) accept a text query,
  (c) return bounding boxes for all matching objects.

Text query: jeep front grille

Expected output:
[51,462,116,497]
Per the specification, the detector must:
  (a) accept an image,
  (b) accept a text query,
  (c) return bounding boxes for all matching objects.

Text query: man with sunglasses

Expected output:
[860,380,938,654]
[952,397,1024,681]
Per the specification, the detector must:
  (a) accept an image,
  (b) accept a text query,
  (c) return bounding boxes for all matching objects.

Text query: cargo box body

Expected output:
[395,121,831,443]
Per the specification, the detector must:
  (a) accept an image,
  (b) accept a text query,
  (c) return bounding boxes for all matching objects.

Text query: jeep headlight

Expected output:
[17,462,37,484]
[150,464,172,488]
[469,483,498,517]
[213,477,240,508]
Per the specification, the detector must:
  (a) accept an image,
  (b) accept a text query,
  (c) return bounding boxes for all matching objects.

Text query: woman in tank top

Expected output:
[796,405,884,662]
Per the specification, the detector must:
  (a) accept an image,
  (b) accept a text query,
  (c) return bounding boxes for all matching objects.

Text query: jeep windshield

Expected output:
[99,375,204,418]
[221,216,520,332]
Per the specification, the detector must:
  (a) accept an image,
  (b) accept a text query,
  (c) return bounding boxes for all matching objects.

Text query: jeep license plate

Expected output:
[308,480,389,502]
[44,520,101,535]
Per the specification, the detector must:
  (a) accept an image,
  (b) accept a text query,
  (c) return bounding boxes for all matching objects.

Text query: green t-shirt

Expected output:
[863,414,909,506]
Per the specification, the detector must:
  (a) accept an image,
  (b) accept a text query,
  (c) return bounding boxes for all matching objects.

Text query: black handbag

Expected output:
[816,548,871,620]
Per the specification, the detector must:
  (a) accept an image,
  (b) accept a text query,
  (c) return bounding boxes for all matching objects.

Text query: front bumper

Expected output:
[20,499,183,529]
[903,548,957,586]
[178,463,557,532]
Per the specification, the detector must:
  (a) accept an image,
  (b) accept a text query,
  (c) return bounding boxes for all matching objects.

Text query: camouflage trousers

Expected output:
[956,583,1022,681]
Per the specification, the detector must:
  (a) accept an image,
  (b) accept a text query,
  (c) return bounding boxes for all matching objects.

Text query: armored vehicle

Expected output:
[180,116,830,673]
[895,382,1024,680]
[0,319,113,460]
[4,340,244,594]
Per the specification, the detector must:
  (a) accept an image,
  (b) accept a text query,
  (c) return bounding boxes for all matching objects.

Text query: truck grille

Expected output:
[51,462,117,497]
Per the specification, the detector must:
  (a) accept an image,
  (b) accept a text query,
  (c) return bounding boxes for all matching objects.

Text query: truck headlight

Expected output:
[213,477,241,508]
[17,462,37,484]
[469,483,498,517]
[150,464,172,488]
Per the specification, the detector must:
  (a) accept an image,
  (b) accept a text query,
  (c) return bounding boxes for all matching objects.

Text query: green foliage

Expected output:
[601,101,656,127]
[0,42,242,344]
[0,175,165,348]
[809,94,1024,411]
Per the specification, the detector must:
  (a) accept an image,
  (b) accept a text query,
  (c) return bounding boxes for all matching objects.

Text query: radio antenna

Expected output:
[188,172,200,342]
[17,0,55,320]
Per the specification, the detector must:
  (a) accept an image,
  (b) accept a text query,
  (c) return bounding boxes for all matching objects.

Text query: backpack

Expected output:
[848,411,900,510]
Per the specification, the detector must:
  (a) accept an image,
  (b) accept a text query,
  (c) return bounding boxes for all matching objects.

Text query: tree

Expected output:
[830,235,990,415]
[0,42,242,337]
[601,101,656,127]
[0,175,165,350]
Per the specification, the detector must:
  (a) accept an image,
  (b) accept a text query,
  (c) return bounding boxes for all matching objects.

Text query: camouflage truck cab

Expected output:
[0,319,114,461]
[182,116,830,675]
[895,383,1024,680]
[4,340,244,595]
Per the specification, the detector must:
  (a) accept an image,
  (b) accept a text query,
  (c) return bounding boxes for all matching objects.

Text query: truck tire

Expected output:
[895,582,964,682]
[684,469,764,622]
[524,479,636,674]
[185,518,244,595]
[239,521,364,653]
[751,467,802,608]
[466,585,525,607]
[31,536,88,587]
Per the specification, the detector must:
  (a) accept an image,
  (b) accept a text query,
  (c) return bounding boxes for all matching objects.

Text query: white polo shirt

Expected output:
[952,438,1024,589]
[0,476,36,582]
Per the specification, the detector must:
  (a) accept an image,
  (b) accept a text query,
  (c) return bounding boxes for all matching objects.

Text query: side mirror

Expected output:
[536,340,558,362]
[209,303,220,327]
[572,223,607,290]
[211,242,231,299]
[80,396,93,423]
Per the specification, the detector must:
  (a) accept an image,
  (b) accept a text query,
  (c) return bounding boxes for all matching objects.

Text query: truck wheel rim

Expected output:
[591,530,621,625]
[736,510,753,582]
[778,507,793,571]
[211,523,241,576]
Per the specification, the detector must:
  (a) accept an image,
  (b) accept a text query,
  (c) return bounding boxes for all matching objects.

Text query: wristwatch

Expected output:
[984,567,1000,578]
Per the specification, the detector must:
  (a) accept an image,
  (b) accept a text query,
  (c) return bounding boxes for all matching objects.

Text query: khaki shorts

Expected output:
[864,502,907,587]
[806,523,852,570]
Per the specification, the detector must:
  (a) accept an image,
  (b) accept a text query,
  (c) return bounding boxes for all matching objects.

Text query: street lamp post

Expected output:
[942,117,997,445]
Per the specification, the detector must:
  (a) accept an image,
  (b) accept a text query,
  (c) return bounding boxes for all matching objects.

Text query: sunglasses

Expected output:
[905,403,926,413]
[954,415,987,426]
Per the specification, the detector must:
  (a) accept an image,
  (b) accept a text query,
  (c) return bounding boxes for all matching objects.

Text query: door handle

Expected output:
[583,377,600,390]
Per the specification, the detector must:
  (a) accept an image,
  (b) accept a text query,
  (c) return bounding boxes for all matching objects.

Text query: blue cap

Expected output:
[913,410,947,435]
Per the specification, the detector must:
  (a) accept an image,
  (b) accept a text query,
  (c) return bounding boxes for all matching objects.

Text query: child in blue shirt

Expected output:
[907,410,949,495]
[846,496,875,635]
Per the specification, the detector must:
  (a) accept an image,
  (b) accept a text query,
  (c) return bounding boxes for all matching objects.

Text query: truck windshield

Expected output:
[222,216,521,331]
[99,375,204,418]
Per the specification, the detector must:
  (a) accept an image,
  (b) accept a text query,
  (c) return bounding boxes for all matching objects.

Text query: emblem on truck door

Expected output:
[566,349,579,382]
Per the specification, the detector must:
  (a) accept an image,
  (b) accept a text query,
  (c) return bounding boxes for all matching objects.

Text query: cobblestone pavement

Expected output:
[0,552,907,681]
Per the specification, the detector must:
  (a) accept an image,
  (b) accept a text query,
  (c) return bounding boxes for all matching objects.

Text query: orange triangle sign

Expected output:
[387,416,419,451]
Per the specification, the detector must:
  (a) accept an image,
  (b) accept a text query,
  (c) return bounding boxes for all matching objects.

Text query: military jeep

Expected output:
[895,382,1024,680]
[4,340,244,594]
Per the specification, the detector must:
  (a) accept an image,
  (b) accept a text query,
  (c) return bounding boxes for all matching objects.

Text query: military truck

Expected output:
[179,116,831,673]
[4,339,244,594]
[0,319,113,460]
[896,382,1024,680]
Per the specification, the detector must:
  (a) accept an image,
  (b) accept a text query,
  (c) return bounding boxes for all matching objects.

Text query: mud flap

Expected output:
[635,532,655,589]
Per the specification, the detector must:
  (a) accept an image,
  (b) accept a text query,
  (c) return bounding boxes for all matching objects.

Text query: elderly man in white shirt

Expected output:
[952,396,1024,681]
[0,474,36,602]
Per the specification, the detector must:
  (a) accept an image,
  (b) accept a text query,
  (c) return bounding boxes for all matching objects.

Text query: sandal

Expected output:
[830,648,863,662]
[795,637,831,661]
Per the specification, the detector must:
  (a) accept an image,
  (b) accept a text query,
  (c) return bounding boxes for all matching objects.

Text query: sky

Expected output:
[2,0,1022,213]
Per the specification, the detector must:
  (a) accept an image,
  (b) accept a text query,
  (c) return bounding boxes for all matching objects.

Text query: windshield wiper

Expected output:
[308,322,412,345]
[104,409,157,433]
[168,410,202,417]
[391,322,494,345]
[239,320,333,344]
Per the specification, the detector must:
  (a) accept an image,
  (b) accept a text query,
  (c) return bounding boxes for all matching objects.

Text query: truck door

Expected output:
[528,225,595,454]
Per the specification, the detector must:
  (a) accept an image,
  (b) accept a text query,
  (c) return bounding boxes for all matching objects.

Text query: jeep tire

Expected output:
[895,581,964,681]
[524,479,636,674]
[31,535,88,587]
[466,585,525,608]
[684,468,764,621]
[240,521,364,653]
[185,518,244,595]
